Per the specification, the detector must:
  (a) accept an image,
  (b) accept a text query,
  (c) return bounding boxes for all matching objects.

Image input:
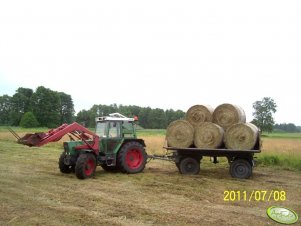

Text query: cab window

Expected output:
[108,122,120,138]
[96,122,106,137]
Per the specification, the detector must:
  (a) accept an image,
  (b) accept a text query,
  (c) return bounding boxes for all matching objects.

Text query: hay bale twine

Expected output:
[213,104,246,130]
[186,105,214,127]
[224,123,259,150]
[166,120,194,148]
[194,122,224,148]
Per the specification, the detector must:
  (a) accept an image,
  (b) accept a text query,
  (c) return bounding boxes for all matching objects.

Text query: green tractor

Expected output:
[16,113,147,179]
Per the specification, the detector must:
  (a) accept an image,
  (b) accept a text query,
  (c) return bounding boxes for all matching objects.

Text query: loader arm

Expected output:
[18,122,100,153]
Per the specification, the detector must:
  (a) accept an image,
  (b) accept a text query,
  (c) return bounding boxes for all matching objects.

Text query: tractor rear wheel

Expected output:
[75,153,96,179]
[117,141,147,174]
[58,152,73,174]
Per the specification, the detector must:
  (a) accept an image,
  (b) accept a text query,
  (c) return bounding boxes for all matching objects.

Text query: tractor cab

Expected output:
[95,113,140,156]
[95,113,137,139]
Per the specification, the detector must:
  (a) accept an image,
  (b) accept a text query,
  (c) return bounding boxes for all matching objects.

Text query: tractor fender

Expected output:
[122,139,146,147]
[77,149,97,156]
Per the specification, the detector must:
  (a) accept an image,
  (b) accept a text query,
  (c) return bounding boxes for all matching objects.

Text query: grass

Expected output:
[255,136,301,171]
[137,129,166,136]
[0,127,301,225]
[261,132,301,139]
[256,153,301,171]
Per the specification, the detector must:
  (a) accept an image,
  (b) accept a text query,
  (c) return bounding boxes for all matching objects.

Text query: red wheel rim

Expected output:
[85,158,95,176]
[125,149,143,169]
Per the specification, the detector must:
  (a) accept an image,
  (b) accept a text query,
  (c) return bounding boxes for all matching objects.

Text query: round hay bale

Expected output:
[166,120,194,148]
[186,105,214,127]
[194,122,224,148]
[224,123,259,150]
[213,104,246,130]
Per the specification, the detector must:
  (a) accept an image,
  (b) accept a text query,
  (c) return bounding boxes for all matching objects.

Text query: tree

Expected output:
[148,108,167,129]
[31,86,60,128]
[58,92,75,124]
[138,107,151,128]
[9,87,33,125]
[19,112,39,128]
[0,95,12,125]
[252,97,277,133]
[165,109,185,126]
[76,109,91,127]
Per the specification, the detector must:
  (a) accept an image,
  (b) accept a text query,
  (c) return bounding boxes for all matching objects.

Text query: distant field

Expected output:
[262,132,301,139]
[137,129,166,136]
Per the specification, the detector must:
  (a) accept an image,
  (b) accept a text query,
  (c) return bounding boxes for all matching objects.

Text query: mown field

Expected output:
[0,128,300,225]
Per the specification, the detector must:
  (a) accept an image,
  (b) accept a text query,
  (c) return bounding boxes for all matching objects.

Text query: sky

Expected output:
[0,1,301,125]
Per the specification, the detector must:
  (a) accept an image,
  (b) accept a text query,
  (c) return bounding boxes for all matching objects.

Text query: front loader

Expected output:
[14,113,147,179]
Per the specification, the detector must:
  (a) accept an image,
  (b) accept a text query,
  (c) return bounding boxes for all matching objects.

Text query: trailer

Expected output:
[148,140,261,179]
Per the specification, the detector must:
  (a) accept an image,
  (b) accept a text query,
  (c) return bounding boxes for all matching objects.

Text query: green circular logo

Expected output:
[267,206,299,224]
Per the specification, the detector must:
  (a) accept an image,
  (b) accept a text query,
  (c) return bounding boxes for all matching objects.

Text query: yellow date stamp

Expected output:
[223,190,286,202]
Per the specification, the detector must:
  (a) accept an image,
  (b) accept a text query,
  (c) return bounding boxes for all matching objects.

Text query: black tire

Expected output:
[58,152,73,174]
[230,159,252,179]
[117,141,147,174]
[100,164,119,172]
[75,153,96,179]
[179,157,200,175]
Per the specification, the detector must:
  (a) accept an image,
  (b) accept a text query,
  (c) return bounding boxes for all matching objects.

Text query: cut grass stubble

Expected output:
[0,129,301,226]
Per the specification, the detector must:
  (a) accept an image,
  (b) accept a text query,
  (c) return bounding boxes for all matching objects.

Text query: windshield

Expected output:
[96,122,106,137]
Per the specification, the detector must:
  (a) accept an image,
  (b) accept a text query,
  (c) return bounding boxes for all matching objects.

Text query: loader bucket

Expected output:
[18,133,47,147]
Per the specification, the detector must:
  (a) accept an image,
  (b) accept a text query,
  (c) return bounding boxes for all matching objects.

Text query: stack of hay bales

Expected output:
[166,104,260,150]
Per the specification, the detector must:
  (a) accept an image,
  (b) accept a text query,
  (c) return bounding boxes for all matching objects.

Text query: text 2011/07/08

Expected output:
[223,190,286,202]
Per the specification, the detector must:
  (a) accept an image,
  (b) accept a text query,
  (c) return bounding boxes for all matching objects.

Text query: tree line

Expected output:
[0,87,185,128]
[274,123,301,133]
[0,86,74,128]
[76,104,185,129]
[1,89,300,132]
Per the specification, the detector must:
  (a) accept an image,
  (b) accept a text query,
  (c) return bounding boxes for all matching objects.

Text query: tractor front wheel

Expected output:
[58,152,73,174]
[117,142,147,174]
[75,153,96,179]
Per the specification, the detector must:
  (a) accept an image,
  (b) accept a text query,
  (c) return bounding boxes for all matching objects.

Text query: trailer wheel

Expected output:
[179,157,200,175]
[75,153,96,179]
[100,164,119,172]
[230,159,252,179]
[58,152,73,174]
[117,141,147,174]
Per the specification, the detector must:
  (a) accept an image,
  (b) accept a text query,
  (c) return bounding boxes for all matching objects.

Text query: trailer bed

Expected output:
[164,146,261,156]
[148,145,261,179]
